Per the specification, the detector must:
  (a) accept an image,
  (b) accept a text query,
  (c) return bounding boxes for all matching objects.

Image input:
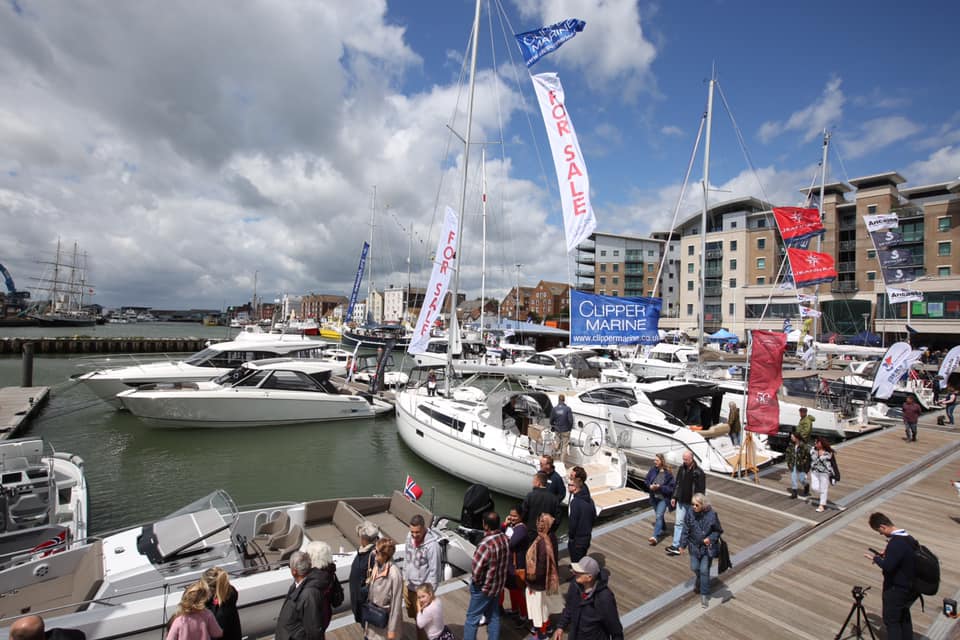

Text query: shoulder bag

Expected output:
[361,559,391,628]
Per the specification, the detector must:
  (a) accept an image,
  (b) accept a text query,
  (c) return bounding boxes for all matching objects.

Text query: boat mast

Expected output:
[369,185,377,324]
[812,130,830,349]
[406,222,413,326]
[480,146,487,344]
[447,0,481,380]
[698,73,716,352]
[51,237,61,313]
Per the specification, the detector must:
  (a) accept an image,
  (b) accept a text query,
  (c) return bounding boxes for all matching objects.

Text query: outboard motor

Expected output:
[458,484,495,545]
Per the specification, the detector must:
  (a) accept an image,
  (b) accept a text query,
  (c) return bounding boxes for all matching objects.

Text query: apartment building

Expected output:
[383,286,427,323]
[300,294,348,320]
[500,285,536,322]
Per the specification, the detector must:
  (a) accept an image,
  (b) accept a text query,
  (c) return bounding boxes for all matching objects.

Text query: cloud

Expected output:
[758,77,845,144]
[903,146,960,186]
[660,125,684,137]
[839,116,923,159]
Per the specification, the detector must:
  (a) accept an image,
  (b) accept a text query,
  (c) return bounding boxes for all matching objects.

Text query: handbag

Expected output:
[361,601,390,628]
[717,537,732,574]
[514,568,527,588]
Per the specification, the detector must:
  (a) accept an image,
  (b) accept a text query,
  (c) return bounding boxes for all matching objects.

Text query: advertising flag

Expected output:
[570,291,662,345]
[871,342,923,399]
[878,248,912,267]
[346,242,370,322]
[886,287,924,304]
[882,267,918,284]
[799,306,822,318]
[773,207,824,245]
[514,19,586,68]
[937,345,960,389]
[408,207,459,354]
[864,213,900,232]
[871,229,904,249]
[796,293,818,304]
[532,73,597,253]
[746,330,787,435]
[786,248,838,287]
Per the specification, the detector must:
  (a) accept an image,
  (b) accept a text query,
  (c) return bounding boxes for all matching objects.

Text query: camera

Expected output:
[851,585,869,599]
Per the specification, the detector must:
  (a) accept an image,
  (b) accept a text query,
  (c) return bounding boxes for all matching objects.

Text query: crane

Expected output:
[0,263,31,304]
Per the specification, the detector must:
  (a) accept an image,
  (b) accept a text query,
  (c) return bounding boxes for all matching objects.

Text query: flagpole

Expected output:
[698,71,716,360]
[812,130,829,348]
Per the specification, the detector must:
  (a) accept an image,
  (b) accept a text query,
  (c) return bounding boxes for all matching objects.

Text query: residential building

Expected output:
[529,280,570,320]
[300,294,348,320]
[500,285,536,322]
[383,286,427,323]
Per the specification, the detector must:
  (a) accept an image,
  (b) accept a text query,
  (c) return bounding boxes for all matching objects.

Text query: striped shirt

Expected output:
[471,530,509,596]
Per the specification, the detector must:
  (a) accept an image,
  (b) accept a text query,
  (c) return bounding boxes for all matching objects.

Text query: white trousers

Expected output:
[810,471,830,507]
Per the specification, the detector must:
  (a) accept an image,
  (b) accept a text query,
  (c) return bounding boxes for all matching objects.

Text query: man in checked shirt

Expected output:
[462,511,510,640]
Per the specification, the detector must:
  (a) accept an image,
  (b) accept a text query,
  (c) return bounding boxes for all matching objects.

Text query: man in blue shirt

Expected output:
[550,394,574,462]
[865,512,917,640]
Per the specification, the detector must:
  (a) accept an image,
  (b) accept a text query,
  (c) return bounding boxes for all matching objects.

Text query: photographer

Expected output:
[863,512,917,640]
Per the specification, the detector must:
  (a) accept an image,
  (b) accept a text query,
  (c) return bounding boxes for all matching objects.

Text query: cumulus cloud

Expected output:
[904,146,960,186]
[839,116,924,159]
[758,77,845,144]
[660,125,684,137]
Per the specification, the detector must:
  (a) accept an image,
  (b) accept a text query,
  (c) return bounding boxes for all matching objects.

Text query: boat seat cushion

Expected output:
[266,523,303,553]
[332,501,364,549]
[699,423,731,439]
[255,511,290,541]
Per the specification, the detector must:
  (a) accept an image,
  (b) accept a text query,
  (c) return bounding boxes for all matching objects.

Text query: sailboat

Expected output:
[395,1,644,516]
[28,238,97,327]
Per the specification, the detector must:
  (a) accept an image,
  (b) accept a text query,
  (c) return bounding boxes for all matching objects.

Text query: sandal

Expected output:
[648,537,657,545]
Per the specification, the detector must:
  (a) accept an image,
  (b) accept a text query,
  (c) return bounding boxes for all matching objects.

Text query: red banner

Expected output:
[786,248,837,287]
[746,330,787,435]
[773,207,824,244]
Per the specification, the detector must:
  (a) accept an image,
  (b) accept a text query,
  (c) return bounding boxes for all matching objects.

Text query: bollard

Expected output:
[21,342,34,387]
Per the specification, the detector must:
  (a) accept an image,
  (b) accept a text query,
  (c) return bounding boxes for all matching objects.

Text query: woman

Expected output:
[784,431,811,500]
[166,582,223,640]
[809,437,834,513]
[305,540,340,633]
[415,583,453,640]
[364,536,404,640]
[201,567,241,640]
[678,493,722,608]
[524,513,559,640]
[944,385,957,425]
[644,453,675,545]
[350,520,380,624]
[500,505,529,621]
[727,402,742,447]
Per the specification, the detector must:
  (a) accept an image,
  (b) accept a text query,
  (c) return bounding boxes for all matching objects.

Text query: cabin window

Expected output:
[261,370,318,392]
[236,371,269,387]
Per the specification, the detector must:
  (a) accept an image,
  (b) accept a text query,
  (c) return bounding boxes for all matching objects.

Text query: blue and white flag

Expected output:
[514,19,586,68]
[570,291,661,345]
[346,241,369,322]
[783,318,793,333]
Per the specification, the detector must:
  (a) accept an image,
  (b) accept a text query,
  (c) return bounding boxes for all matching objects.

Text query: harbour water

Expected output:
[0,323,516,534]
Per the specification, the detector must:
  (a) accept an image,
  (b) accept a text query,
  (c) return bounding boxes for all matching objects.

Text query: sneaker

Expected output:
[700,595,709,608]
[666,546,681,556]
[815,506,825,513]
[479,615,487,626]
[648,537,658,545]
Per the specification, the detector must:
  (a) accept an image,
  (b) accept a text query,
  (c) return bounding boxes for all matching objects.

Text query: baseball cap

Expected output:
[570,556,600,577]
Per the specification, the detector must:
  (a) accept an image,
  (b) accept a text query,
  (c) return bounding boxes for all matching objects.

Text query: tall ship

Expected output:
[27,238,97,327]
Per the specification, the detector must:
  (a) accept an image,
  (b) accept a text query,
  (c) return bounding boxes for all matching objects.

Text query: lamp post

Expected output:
[862,312,870,335]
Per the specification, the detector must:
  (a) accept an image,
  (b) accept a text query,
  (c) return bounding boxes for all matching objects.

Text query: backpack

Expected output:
[829,453,840,484]
[912,538,940,596]
[329,576,345,608]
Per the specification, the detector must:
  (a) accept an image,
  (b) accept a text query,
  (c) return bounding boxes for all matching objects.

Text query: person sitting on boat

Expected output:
[683,400,702,427]
[503,396,528,437]
[9,615,86,640]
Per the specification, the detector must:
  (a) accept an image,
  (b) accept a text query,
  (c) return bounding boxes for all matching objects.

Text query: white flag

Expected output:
[408,207,459,355]
[799,306,821,318]
[864,213,899,232]
[871,342,923,399]
[532,72,596,253]
[886,287,924,304]
[938,345,960,389]
[796,293,818,304]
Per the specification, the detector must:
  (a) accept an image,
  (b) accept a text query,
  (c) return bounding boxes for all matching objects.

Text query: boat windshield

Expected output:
[138,490,238,563]
[213,366,260,385]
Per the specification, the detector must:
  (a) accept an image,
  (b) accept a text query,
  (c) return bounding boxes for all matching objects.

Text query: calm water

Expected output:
[0,323,514,534]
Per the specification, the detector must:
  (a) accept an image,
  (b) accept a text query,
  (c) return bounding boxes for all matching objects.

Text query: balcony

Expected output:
[705,249,723,260]
[578,240,596,252]
[839,240,857,251]
[831,280,858,293]
[624,266,644,275]
[576,255,595,266]
[837,261,857,273]
[576,268,595,278]
[704,285,722,297]
[893,205,924,220]
[575,284,595,292]
[704,268,723,278]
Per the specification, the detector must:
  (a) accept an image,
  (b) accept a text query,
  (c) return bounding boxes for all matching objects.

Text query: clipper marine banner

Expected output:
[346,241,370,322]
[772,207,824,245]
[786,248,838,287]
[514,19,586,68]
[408,207,459,355]
[570,291,661,345]
[532,73,597,253]
[746,330,787,435]
[871,341,923,399]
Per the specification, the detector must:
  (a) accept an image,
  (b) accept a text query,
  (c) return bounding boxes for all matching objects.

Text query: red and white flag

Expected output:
[403,475,424,502]
[786,248,837,288]
[746,331,787,435]
[773,207,824,244]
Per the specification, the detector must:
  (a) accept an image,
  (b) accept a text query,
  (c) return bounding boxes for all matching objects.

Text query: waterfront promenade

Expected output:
[287,413,960,640]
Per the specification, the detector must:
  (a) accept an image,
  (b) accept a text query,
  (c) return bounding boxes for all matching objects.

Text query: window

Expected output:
[939,241,951,257]
[688,245,694,256]
[867,250,876,259]
[731,221,738,229]
[612,277,619,284]
[611,291,618,297]
[939,266,951,277]
[729,303,735,315]
[600,264,607,272]
[687,263,694,274]
[686,304,694,316]
[613,250,620,256]
[939,217,951,232]
[668,286,674,293]
[757,276,766,285]
[599,277,606,285]
[757,219,766,228]
[867,204,877,214]
[648,249,655,256]
[647,277,654,285]
[729,259,737,269]
[729,278,737,288]
[687,281,694,291]
[757,238,766,250]
[867,271,876,281]
[647,263,655,272]
[600,250,607,256]
[613,264,619,272]
[730,240,737,251]
[757,258,766,270]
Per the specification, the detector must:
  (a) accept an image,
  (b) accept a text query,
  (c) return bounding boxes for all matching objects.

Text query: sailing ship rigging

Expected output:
[28,238,97,327]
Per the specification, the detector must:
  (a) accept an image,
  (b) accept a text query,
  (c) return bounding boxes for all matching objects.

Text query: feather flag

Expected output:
[786,248,837,287]
[514,19,586,67]
[871,342,923,399]
[746,331,787,435]
[773,207,824,245]
[403,475,424,502]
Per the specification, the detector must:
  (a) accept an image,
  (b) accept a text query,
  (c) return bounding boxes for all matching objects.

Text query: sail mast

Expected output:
[698,74,716,351]
[447,0,481,377]
[812,130,830,344]
[369,185,376,323]
[480,146,487,344]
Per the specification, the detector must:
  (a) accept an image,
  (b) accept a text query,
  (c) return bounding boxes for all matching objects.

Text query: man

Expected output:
[463,512,510,640]
[796,407,815,496]
[864,512,917,640]
[550,394,574,461]
[567,475,596,563]
[504,395,528,436]
[901,395,921,443]
[9,615,85,640]
[569,465,589,497]
[349,520,379,624]
[404,514,442,640]
[540,455,566,503]
[276,551,325,640]
[522,471,561,548]
[552,556,623,640]
[666,450,705,557]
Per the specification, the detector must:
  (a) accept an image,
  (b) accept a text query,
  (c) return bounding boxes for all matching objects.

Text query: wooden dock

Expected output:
[0,386,49,439]
[273,415,960,640]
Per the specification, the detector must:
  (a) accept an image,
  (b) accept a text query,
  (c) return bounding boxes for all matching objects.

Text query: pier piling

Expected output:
[21,342,34,387]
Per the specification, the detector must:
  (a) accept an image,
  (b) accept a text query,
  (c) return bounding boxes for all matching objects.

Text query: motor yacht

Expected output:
[621,343,698,380]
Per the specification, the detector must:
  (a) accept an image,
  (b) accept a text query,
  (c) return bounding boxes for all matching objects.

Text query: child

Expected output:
[166,582,223,640]
[415,583,452,640]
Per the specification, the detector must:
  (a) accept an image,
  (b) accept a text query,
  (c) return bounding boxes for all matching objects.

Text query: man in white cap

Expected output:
[552,556,623,640]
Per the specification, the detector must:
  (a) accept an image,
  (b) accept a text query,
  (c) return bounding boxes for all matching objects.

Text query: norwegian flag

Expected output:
[30,528,67,558]
[403,475,423,502]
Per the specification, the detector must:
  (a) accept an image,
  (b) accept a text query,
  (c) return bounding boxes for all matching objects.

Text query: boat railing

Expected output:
[70,352,185,373]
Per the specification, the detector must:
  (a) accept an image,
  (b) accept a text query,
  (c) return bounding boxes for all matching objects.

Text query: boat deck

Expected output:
[258,416,960,640]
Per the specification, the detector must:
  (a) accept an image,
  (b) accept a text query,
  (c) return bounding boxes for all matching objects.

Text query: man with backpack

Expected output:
[864,512,932,640]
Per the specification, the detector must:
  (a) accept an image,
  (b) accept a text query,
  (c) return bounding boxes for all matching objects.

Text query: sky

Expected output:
[1,0,957,311]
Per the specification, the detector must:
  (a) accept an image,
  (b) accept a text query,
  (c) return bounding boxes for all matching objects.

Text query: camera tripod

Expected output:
[835,585,877,639]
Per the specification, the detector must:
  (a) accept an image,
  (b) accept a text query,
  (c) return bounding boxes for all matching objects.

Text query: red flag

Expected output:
[786,248,837,287]
[773,207,823,244]
[403,475,423,501]
[746,330,787,435]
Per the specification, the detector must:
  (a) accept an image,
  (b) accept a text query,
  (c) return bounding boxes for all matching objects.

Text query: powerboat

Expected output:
[558,380,781,474]
[824,360,937,410]
[75,334,342,407]
[341,324,412,349]
[0,489,474,640]
[508,349,637,392]
[395,368,647,517]
[117,359,394,427]
[0,438,87,573]
[408,337,487,368]
[621,343,698,380]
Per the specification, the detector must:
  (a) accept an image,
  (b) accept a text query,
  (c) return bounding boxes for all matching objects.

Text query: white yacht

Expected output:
[409,337,487,368]
[395,369,646,517]
[75,334,340,407]
[117,359,393,427]
[0,489,474,640]
[508,349,637,392]
[622,343,698,380]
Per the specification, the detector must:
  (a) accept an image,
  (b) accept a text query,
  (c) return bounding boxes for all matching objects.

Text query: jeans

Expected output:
[947,403,956,424]
[671,503,690,548]
[689,551,712,595]
[463,582,501,640]
[790,468,807,490]
[881,587,915,640]
[651,496,668,539]
[904,422,917,440]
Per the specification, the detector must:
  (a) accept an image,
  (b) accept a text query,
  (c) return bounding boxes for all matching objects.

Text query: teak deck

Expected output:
[266,416,960,639]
